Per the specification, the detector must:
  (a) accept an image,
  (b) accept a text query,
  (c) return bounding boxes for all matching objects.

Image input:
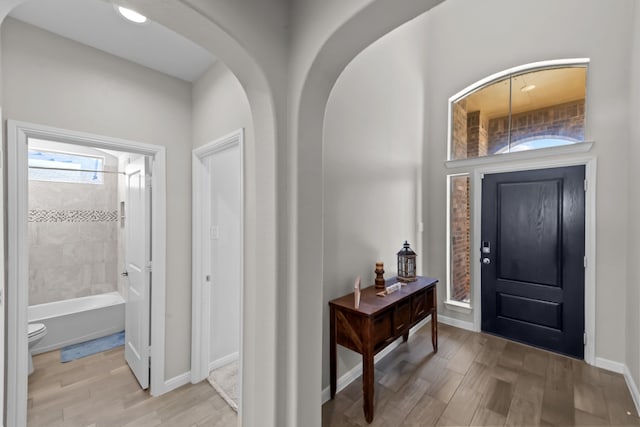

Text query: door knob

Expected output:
[482,258,491,265]
[121,271,129,277]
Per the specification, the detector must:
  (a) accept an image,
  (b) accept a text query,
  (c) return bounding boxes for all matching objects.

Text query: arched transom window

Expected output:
[448,59,588,161]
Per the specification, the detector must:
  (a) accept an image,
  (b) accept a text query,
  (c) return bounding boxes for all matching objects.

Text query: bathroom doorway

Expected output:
[7,120,168,427]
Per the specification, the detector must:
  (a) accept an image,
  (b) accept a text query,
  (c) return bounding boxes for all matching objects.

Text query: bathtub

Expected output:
[28,291,125,355]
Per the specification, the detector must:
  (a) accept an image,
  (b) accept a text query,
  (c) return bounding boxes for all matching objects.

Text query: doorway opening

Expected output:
[480,165,586,358]
[191,129,245,415]
[7,120,167,427]
[465,157,597,366]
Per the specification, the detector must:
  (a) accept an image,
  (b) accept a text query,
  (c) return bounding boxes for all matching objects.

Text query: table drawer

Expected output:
[411,290,427,322]
[373,312,393,348]
[394,300,411,335]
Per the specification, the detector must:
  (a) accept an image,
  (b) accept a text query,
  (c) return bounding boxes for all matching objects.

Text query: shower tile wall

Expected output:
[29,151,119,305]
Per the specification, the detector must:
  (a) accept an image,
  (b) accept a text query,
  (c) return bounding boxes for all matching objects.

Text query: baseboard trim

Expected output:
[624,365,640,417]
[321,316,431,404]
[156,371,191,396]
[438,314,475,331]
[595,357,625,374]
[209,352,239,372]
[595,358,640,416]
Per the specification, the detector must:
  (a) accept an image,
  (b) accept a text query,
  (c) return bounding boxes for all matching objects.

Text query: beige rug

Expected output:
[207,360,238,412]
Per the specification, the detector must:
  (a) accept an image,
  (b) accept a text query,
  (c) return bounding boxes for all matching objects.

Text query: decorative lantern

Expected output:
[397,241,417,282]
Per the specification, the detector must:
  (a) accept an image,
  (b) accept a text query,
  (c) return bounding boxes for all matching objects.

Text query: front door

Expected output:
[124,156,151,388]
[481,166,585,358]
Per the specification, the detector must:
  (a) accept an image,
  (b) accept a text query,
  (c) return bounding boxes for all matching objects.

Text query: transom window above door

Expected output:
[448,59,588,161]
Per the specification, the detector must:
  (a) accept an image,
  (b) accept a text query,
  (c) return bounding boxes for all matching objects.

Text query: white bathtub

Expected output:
[28,291,125,355]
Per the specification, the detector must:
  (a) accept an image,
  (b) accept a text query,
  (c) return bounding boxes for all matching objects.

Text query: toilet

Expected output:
[28,323,47,375]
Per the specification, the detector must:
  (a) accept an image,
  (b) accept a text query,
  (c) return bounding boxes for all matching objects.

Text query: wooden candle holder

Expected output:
[374,261,385,289]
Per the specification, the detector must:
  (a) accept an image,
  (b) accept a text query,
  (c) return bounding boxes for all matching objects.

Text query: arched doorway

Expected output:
[0,1,280,425]
[290,0,445,423]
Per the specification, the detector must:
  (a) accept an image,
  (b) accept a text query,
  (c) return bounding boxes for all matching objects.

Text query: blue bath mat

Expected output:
[60,330,125,363]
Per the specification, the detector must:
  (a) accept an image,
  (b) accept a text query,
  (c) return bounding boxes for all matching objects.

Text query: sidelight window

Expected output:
[447,174,471,305]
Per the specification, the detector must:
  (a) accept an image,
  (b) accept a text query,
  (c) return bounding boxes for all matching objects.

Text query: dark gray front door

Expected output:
[481,166,585,358]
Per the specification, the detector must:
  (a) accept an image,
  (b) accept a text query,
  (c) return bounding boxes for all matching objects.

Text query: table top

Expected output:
[329,276,438,316]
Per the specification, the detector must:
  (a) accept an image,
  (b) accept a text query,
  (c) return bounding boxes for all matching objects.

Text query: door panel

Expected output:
[207,144,242,366]
[497,293,562,329]
[498,180,560,286]
[124,156,151,388]
[481,166,585,358]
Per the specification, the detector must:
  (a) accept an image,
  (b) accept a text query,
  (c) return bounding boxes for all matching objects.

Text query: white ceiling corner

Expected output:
[8,0,215,82]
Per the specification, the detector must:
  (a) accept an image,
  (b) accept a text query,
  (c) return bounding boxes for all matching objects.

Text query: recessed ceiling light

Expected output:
[117,6,147,24]
[521,84,536,92]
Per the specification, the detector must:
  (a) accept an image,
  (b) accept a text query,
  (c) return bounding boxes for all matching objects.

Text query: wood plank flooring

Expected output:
[323,323,640,426]
[28,347,237,427]
[27,323,640,426]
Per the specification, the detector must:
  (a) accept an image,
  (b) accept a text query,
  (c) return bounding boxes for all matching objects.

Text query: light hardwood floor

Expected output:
[27,323,640,426]
[323,323,640,426]
[27,347,237,427]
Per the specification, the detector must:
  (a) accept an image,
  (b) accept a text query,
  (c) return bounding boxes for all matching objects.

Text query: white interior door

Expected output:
[124,156,151,389]
[208,145,242,368]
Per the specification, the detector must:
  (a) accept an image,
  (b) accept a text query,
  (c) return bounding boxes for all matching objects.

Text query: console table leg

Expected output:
[330,306,337,398]
[432,313,438,352]
[362,351,374,423]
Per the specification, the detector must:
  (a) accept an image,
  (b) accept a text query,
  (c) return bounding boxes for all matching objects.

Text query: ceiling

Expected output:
[464,67,587,119]
[8,0,216,82]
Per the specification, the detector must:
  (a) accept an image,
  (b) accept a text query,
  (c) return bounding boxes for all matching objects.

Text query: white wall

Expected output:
[626,0,640,389]
[322,18,426,390]
[422,0,635,364]
[192,61,253,149]
[1,18,193,378]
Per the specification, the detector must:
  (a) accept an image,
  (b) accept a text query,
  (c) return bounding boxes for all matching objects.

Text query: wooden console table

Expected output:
[329,276,438,423]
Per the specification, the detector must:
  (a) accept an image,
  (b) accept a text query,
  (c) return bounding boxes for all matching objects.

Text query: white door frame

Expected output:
[191,129,244,409]
[6,120,167,427]
[0,108,5,427]
[470,153,597,365]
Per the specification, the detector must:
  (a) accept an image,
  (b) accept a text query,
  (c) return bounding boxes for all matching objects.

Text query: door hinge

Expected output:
[146,262,152,271]
[583,332,587,345]
[584,179,588,192]
[583,256,587,268]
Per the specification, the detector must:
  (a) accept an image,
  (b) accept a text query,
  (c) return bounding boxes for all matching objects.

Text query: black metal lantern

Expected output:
[397,241,417,282]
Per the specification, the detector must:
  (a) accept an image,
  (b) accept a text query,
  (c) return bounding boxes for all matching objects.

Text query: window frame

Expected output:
[447,58,590,161]
[27,147,105,185]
